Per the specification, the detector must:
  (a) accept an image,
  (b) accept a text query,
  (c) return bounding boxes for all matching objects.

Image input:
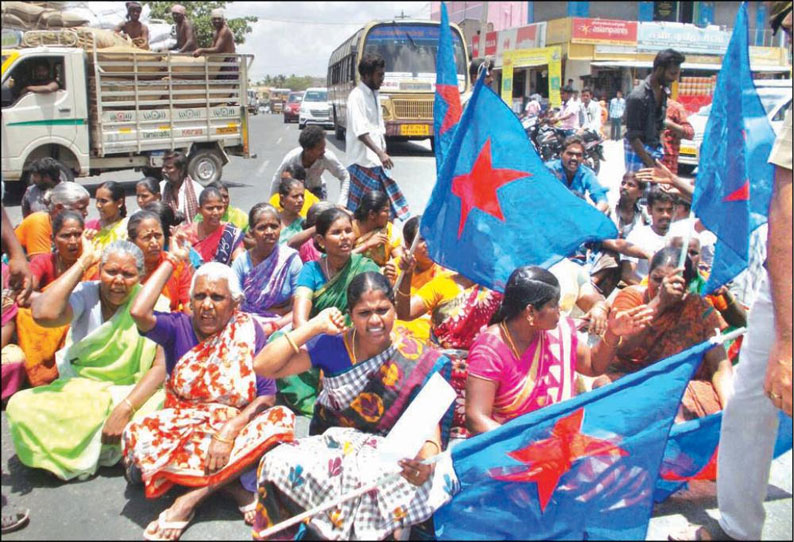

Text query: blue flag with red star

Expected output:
[433,2,462,172]
[434,339,713,540]
[693,2,776,294]
[422,67,617,292]
[654,410,792,502]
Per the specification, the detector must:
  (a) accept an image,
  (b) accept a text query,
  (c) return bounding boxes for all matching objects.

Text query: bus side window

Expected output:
[348,56,355,82]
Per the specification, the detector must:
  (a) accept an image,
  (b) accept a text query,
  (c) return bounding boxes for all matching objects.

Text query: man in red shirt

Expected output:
[661,99,694,175]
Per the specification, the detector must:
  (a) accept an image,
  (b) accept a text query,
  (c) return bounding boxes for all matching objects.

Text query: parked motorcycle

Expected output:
[580,129,605,175]
[526,118,567,162]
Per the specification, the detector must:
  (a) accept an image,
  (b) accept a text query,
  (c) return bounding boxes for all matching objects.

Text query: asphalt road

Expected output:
[2,114,791,540]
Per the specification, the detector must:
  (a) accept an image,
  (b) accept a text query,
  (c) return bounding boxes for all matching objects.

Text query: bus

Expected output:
[269,88,291,114]
[327,19,469,146]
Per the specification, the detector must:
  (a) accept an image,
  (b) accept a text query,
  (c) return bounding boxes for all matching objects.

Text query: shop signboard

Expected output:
[472,34,480,58]
[501,46,563,109]
[516,22,547,50]
[484,31,498,56]
[571,17,638,45]
[653,1,678,22]
[496,28,517,66]
[638,22,730,54]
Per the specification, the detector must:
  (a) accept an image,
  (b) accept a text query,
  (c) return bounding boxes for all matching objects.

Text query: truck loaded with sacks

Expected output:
[1,26,254,187]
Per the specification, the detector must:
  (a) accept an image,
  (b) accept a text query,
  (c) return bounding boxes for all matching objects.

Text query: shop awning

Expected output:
[590,60,791,72]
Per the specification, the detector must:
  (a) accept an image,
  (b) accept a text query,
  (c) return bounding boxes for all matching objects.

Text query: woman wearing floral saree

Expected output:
[6,240,168,481]
[252,272,450,540]
[287,208,380,415]
[466,266,653,435]
[231,203,302,335]
[124,244,295,541]
[85,181,129,250]
[177,186,245,267]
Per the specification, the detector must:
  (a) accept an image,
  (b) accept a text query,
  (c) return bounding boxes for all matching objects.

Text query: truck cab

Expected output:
[1,47,89,181]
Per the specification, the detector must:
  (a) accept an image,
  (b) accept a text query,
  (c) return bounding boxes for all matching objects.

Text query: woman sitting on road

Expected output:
[6,240,169,481]
[277,176,306,246]
[268,163,320,219]
[466,266,652,435]
[127,209,192,313]
[297,201,335,264]
[592,247,733,421]
[231,203,302,335]
[123,249,295,541]
[352,190,404,268]
[177,186,245,267]
[193,180,249,231]
[136,177,162,209]
[15,211,92,388]
[286,208,380,415]
[86,181,129,251]
[252,273,449,540]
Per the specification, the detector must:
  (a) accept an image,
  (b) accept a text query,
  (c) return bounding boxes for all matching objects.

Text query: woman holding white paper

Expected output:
[252,272,450,540]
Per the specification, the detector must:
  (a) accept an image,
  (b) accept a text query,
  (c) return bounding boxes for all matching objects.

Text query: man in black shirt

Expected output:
[623,49,684,172]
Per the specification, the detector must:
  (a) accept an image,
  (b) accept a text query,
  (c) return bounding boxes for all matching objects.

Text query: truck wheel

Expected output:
[188,148,223,186]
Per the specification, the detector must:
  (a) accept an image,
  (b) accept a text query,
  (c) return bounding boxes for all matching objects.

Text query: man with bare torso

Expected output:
[193,8,235,57]
[170,4,196,53]
[115,1,150,49]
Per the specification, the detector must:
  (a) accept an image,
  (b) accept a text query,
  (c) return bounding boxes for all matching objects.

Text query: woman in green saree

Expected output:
[277,176,306,246]
[283,208,380,415]
[6,239,169,481]
[86,181,129,251]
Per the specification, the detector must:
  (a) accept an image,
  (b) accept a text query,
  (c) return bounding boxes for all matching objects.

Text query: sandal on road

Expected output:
[143,510,195,541]
[238,499,258,525]
[1,505,30,534]
[668,523,737,541]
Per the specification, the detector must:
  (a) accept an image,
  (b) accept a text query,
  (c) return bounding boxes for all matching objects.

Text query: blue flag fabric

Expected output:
[422,70,618,292]
[434,340,712,541]
[654,410,793,502]
[433,2,462,173]
[692,2,776,294]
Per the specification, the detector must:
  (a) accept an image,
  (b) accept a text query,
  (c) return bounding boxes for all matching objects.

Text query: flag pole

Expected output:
[676,211,694,270]
[252,453,448,539]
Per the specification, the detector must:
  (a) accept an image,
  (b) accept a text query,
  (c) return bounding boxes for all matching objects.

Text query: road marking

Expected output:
[276,137,283,145]
[257,159,270,176]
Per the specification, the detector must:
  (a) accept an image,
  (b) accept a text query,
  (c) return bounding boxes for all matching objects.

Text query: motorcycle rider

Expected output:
[551,86,580,137]
[545,135,609,214]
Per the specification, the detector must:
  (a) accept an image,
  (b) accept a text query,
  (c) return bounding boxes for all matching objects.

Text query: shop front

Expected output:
[500,46,563,110]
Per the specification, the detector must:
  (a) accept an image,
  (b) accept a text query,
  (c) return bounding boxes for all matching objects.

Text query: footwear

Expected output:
[143,509,195,541]
[1,505,29,534]
[668,523,737,541]
[238,499,258,526]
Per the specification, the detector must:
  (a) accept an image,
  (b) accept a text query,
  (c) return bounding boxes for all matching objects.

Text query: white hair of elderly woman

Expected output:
[189,262,243,302]
[100,240,145,274]
[47,182,90,211]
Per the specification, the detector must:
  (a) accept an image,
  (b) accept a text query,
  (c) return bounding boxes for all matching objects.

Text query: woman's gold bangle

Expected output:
[396,290,410,297]
[424,440,440,454]
[212,433,235,445]
[602,332,623,348]
[122,398,137,413]
[284,332,300,355]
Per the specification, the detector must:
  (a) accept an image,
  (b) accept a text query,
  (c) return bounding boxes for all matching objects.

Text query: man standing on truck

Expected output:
[193,8,235,57]
[345,53,410,221]
[115,1,150,50]
[160,151,203,224]
[170,5,196,53]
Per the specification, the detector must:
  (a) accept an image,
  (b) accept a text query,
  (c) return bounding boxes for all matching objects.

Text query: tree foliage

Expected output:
[255,74,326,91]
[141,1,256,48]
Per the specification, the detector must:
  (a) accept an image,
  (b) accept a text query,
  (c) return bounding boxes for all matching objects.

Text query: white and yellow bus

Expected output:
[327,19,469,147]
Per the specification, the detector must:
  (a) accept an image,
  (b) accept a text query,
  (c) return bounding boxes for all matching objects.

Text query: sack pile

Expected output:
[1,2,88,30]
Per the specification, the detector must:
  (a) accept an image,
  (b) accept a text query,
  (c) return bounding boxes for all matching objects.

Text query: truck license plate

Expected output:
[400,124,430,136]
[680,145,696,156]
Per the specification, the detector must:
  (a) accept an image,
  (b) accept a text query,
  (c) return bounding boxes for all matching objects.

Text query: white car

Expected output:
[299,87,333,130]
[679,82,792,174]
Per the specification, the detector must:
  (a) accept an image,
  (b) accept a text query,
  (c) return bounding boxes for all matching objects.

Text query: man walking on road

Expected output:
[609,90,625,141]
[344,53,410,221]
[270,126,350,204]
[673,4,793,540]
[624,49,684,172]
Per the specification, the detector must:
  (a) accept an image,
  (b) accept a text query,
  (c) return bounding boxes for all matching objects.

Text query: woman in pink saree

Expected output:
[466,266,653,434]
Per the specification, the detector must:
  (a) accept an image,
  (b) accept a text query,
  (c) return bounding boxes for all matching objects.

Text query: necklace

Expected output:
[500,321,522,360]
[345,328,357,365]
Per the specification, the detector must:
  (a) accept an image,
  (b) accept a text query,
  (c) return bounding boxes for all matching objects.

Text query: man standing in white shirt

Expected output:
[270,126,350,204]
[160,150,204,224]
[623,187,675,283]
[579,87,602,135]
[553,86,581,137]
[345,54,410,221]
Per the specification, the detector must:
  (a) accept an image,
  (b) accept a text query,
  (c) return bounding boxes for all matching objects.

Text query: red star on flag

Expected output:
[450,138,529,238]
[724,180,750,202]
[491,409,628,512]
[436,84,462,135]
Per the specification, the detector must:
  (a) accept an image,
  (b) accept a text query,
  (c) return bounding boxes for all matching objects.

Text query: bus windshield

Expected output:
[363,23,467,93]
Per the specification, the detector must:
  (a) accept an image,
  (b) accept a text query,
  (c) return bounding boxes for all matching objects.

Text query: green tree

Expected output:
[142,1,257,48]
